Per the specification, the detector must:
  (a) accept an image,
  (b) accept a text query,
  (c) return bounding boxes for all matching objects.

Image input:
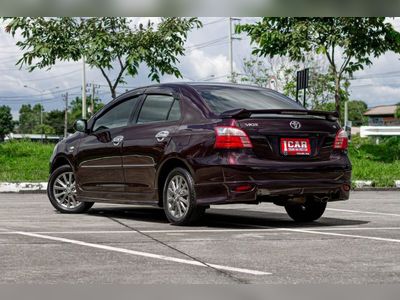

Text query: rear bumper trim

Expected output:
[195,178,351,205]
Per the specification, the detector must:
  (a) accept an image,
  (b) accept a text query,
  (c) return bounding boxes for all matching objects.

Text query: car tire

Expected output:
[47,165,94,214]
[163,167,205,226]
[285,200,327,222]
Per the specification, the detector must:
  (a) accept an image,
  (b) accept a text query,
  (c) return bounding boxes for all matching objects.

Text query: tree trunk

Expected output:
[111,88,116,99]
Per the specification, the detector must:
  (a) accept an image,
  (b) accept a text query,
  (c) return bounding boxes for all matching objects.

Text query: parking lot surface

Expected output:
[0,191,399,283]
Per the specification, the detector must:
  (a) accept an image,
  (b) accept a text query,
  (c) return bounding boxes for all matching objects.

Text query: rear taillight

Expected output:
[214,126,253,149]
[333,129,348,150]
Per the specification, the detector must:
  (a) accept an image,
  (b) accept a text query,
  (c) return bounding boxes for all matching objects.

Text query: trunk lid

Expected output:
[227,110,340,161]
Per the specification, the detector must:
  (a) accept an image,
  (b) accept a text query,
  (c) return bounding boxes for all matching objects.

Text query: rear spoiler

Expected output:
[220,108,339,121]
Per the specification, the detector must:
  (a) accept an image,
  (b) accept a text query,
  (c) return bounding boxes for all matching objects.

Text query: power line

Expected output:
[0,59,83,72]
[186,36,228,51]
[0,85,81,100]
[0,97,59,103]
[23,69,81,82]
[351,72,400,80]
[202,18,226,27]
[187,41,229,53]
[350,82,400,88]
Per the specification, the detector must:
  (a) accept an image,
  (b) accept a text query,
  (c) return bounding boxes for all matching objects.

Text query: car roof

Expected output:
[116,81,297,107]
[140,81,268,91]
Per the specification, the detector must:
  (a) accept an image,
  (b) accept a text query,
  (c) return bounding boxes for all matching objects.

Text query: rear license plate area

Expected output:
[280,138,311,156]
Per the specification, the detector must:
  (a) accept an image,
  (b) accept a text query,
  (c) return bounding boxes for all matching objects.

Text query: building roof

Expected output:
[364,105,398,116]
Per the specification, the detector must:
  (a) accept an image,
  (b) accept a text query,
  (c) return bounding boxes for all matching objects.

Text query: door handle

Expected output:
[155,131,169,142]
[112,135,124,146]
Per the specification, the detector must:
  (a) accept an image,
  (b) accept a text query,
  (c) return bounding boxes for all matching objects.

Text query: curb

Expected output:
[353,180,374,189]
[0,182,48,193]
[353,187,400,191]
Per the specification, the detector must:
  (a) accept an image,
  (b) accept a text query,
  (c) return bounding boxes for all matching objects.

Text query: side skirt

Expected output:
[78,195,159,206]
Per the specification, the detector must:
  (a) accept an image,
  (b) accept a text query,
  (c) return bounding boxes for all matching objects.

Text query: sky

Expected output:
[1,17,400,120]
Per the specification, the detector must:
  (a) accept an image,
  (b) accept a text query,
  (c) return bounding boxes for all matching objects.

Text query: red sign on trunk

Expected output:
[280,138,311,156]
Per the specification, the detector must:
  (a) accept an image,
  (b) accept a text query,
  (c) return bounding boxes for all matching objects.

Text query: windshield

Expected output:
[194,85,304,114]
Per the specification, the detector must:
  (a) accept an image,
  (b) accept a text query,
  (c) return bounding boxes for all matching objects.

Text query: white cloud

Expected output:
[181,49,231,81]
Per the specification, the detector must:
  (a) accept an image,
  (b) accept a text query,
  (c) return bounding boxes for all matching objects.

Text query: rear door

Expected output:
[121,87,182,201]
[75,95,141,196]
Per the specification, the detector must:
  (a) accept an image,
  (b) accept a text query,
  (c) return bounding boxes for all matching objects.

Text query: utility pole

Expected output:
[228,17,241,83]
[87,83,101,116]
[82,56,87,120]
[62,92,68,138]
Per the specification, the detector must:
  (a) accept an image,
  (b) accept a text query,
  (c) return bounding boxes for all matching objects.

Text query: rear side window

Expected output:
[167,100,181,121]
[93,97,138,131]
[137,95,180,123]
[194,86,304,114]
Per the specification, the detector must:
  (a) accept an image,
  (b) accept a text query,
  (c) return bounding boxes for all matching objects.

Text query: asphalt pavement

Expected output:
[0,191,399,283]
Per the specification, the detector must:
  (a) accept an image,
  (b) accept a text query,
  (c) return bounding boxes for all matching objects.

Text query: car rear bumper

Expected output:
[194,163,351,205]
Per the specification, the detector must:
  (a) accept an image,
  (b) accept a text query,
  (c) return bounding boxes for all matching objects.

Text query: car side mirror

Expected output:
[74,119,88,133]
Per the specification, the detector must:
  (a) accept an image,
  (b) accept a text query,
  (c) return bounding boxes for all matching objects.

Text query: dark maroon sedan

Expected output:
[47,83,351,225]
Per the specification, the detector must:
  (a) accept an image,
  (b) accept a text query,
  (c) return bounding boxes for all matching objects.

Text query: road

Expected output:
[0,191,399,283]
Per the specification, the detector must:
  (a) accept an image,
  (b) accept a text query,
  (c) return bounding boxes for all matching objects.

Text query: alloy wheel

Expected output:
[166,175,190,219]
[53,171,81,209]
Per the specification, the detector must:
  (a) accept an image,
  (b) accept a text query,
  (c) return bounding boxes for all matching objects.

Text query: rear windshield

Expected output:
[194,86,304,114]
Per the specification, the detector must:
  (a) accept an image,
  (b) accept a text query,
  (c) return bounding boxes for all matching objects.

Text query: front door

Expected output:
[75,96,140,200]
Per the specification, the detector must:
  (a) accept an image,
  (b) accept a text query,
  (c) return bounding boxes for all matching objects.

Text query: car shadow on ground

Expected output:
[87,206,369,229]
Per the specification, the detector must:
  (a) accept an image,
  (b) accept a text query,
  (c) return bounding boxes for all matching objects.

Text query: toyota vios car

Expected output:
[47,83,351,225]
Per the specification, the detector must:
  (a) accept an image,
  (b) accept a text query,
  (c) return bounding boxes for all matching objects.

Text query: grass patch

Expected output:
[0,138,399,187]
[0,140,54,182]
[348,136,400,187]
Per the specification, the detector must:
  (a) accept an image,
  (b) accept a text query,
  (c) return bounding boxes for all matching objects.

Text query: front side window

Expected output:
[137,95,180,123]
[93,97,138,131]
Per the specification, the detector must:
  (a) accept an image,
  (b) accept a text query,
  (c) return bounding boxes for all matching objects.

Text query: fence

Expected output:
[360,126,400,138]
[5,133,61,143]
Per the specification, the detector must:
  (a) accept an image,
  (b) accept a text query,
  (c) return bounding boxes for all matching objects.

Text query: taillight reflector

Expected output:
[234,185,253,192]
[333,129,348,150]
[214,126,253,149]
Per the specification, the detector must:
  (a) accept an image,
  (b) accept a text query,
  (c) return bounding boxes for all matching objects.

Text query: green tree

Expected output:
[44,110,65,136]
[0,105,14,141]
[4,17,202,98]
[316,100,368,126]
[236,17,400,118]
[239,55,294,90]
[34,124,56,135]
[18,104,42,134]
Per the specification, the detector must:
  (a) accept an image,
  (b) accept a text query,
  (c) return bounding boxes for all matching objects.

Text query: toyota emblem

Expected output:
[289,120,301,129]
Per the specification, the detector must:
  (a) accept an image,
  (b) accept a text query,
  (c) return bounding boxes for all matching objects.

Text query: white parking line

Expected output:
[11,231,271,276]
[0,227,400,235]
[312,227,400,231]
[327,208,400,217]
[281,228,400,243]
[0,229,274,234]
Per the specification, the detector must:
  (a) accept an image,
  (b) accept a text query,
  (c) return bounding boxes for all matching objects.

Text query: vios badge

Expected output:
[289,120,301,130]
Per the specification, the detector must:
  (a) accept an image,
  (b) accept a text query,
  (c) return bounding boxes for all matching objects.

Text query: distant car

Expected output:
[47,83,351,225]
